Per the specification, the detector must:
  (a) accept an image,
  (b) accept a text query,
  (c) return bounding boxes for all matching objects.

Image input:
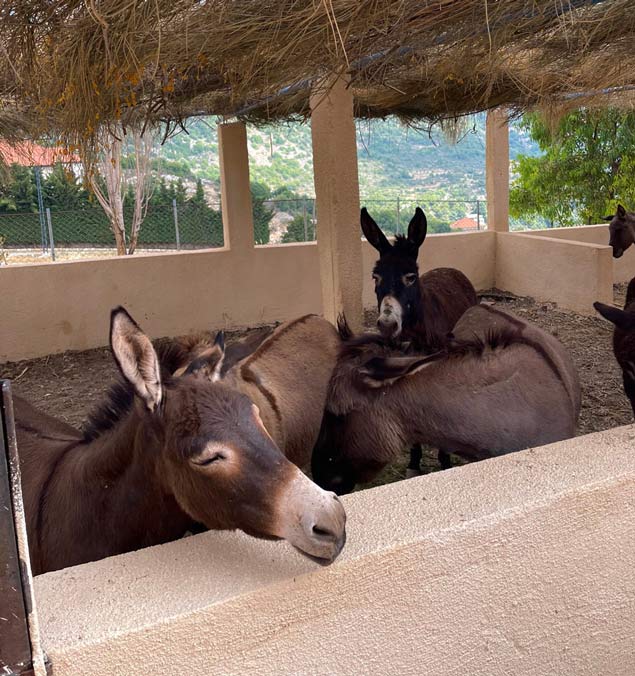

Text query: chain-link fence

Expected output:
[0,197,486,264]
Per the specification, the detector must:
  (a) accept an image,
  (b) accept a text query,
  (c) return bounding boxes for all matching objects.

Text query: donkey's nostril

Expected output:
[312,525,335,539]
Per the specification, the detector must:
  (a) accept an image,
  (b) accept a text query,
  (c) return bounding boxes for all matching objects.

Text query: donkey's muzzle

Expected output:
[377,295,403,338]
[278,471,347,564]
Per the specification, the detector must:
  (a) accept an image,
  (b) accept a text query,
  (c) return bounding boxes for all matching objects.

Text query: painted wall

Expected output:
[0,225,627,362]
[0,232,494,362]
[521,224,635,285]
[496,232,614,314]
[34,425,635,675]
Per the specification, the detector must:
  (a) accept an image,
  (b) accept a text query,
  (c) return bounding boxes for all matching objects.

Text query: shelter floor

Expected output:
[2,288,630,488]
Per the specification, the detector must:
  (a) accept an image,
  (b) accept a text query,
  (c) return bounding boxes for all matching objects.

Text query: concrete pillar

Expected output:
[218,122,254,252]
[310,75,363,330]
[485,109,510,232]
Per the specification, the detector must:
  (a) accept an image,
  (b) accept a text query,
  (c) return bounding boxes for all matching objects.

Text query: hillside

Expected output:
[161,114,538,202]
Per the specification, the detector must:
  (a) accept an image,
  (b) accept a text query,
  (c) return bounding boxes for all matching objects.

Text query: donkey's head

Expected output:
[604,204,635,259]
[361,207,427,339]
[110,307,346,564]
[312,321,435,494]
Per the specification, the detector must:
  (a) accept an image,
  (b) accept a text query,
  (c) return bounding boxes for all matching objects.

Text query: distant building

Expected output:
[0,141,80,175]
[449,216,479,231]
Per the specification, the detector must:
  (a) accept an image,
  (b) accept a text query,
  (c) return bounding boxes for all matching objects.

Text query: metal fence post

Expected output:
[34,167,47,253]
[476,200,481,230]
[302,198,308,242]
[1,380,50,676]
[173,198,181,250]
[45,208,55,261]
[311,199,316,240]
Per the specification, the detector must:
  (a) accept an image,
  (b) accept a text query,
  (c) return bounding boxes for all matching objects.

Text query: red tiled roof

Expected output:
[0,141,79,167]
[449,217,479,231]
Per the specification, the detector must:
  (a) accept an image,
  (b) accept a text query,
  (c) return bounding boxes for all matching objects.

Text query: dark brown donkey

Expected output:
[312,305,580,494]
[361,206,478,474]
[594,277,635,416]
[361,207,478,350]
[604,204,635,258]
[16,309,345,574]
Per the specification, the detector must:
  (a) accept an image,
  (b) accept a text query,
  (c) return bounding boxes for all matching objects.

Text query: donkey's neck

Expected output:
[39,408,191,573]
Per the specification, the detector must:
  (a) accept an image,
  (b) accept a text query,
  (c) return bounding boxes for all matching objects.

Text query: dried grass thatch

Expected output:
[1,0,635,149]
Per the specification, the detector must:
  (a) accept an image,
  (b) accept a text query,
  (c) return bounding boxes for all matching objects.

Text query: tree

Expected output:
[86,124,157,255]
[251,181,273,245]
[510,109,635,226]
[8,165,37,212]
[282,213,315,243]
[43,163,86,210]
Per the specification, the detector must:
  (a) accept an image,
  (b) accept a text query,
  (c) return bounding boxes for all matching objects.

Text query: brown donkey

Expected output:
[16,309,345,574]
[361,206,478,474]
[361,207,478,351]
[594,277,635,416]
[312,305,580,494]
[604,204,635,258]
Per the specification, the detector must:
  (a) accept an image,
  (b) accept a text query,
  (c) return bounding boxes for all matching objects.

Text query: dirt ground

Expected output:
[1,288,631,487]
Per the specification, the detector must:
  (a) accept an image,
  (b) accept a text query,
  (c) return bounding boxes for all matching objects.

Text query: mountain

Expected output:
[161,113,538,200]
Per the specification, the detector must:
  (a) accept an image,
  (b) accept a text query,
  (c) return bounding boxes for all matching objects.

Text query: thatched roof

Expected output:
[1,0,635,147]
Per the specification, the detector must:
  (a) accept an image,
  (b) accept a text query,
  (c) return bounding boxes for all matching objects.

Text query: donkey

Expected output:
[604,204,635,258]
[361,206,479,474]
[594,277,635,416]
[312,305,580,494]
[16,308,346,574]
[361,207,478,351]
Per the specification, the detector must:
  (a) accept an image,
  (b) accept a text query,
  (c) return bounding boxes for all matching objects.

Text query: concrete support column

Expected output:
[485,109,510,232]
[218,122,254,252]
[310,75,363,331]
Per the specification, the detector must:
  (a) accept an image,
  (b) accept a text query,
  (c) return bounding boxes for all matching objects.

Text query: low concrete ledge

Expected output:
[521,223,635,285]
[35,426,635,675]
[496,232,613,313]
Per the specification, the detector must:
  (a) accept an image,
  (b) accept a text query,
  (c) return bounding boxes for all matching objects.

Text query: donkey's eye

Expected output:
[372,274,382,285]
[403,273,418,286]
[194,452,225,467]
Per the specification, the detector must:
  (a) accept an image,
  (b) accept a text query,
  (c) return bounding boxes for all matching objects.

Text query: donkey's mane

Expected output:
[82,340,183,441]
[391,234,419,258]
[337,314,523,363]
[82,380,136,441]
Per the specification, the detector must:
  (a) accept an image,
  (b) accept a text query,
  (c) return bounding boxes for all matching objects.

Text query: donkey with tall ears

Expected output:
[594,276,635,415]
[361,207,478,351]
[16,308,346,574]
[604,204,635,259]
[362,206,479,475]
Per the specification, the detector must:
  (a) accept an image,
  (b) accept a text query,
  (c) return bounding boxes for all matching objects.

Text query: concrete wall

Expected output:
[34,425,635,676]
[496,232,614,314]
[521,224,635,285]
[0,224,627,362]
[0,232,493,363]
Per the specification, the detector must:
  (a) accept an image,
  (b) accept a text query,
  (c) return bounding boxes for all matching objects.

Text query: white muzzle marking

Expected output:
[378,295,403,337]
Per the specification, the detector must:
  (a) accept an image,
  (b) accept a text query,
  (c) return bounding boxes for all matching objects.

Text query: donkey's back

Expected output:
[231,314,340,467]
[416,267,478,350]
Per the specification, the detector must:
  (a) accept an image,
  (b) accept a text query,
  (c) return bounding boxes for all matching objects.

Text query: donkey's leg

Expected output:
[623,371,635,419]
[406,444,423,478]
[438,449,453,470]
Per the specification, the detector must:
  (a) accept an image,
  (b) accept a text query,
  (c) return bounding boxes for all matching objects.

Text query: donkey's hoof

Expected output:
[405,468,422,479]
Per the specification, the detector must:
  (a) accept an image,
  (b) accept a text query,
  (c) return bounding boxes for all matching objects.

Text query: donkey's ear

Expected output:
[593,302,635,331]
[361,208,391,254]
[357,353,438,388]
[617,204,627,219]
[184,330,226,382]
[407,207,427,249]
[110,307,162,411]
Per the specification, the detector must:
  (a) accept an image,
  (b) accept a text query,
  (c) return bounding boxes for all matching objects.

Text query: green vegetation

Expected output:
[510,109,635,226]
[0,114,546,248]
